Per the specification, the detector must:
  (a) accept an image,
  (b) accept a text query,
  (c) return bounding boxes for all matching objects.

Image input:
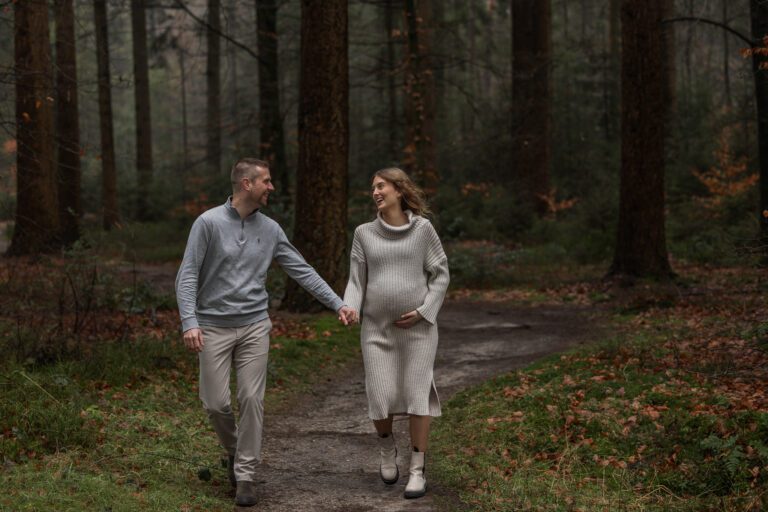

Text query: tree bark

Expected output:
[610,0,672,278]
[257,0,288,195]
[384,0,399,163]
[9,0,59,255]
[511,0,551,216]
[605,0,620,139]
[178,47,189,182]
[206,0,221,176]
[54,0,81,246]
[94,0,120,230]
[750,0,768,247]
[282,0,348,312]
[131,0,153,220]
[723,0,731,106]
[227,0,240,152]
[403,0,438,193]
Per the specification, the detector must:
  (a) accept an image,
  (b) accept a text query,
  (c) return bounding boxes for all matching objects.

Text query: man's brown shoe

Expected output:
[235,480,257,507]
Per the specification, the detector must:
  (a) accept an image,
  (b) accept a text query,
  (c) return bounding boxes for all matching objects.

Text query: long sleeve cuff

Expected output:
[181,316,199,333]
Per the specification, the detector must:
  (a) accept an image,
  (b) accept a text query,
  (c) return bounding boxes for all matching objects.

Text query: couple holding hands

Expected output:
[175,158,449,507]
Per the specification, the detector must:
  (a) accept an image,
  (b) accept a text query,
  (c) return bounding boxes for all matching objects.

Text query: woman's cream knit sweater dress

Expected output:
[343,211,450,420]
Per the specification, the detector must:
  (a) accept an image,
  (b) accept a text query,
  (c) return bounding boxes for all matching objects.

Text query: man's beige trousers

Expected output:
[199,318,271,483]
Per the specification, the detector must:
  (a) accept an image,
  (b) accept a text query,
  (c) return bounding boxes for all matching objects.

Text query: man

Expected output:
[175,158,356,507]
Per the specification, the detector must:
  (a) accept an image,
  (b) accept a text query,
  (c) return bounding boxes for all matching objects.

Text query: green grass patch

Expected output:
[431,326,768,511]
[0,315,360,511]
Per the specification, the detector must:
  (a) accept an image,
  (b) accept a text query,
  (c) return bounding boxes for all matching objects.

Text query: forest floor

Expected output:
[245,301,594,512]
[0,256,597,512]
[2,251,767,511]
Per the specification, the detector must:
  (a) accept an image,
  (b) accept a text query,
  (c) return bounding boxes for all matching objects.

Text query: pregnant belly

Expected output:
[365,281,426,319]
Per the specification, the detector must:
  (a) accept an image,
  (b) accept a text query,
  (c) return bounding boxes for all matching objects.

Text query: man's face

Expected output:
[246,166,275,207]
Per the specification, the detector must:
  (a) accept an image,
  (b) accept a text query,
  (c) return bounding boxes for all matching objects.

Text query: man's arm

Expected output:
[175,217,210,338]
[273,228,349,315]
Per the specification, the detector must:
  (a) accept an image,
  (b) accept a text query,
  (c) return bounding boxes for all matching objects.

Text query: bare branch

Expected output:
[662,16,754,46]
[172,0,266,65]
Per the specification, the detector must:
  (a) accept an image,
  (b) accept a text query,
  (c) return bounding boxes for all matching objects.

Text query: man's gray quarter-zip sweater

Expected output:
[175,198,345,332]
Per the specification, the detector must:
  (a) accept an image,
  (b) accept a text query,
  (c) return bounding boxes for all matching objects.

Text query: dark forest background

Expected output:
[1,0,768,294]
[3,3,768,509]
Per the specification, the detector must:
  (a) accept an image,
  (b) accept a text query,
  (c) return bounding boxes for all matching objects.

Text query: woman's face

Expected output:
[371,176,402,213]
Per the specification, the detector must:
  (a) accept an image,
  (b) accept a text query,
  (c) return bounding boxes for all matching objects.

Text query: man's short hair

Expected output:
[231,158,269,190]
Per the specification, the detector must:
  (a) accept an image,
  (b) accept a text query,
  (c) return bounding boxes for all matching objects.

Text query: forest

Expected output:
[1,0,768,510]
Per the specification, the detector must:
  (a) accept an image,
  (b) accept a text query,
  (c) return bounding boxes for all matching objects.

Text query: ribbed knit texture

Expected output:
[344,211,450,420]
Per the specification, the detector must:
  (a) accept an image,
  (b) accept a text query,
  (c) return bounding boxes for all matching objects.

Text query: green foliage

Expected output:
[0,315,361,511]
[0,369,96,462]
[431,327,768,511]
[668,199,760,267]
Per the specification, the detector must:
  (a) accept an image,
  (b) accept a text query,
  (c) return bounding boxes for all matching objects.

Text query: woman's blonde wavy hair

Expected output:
[372,167,431,217]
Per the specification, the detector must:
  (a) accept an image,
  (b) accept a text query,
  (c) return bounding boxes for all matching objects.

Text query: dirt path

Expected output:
[242,300,595,511]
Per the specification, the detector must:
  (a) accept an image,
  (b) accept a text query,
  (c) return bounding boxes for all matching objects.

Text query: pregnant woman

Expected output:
[344,167,450,499]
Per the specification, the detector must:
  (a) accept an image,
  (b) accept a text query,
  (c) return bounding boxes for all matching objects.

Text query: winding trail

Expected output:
[241,300,594,511]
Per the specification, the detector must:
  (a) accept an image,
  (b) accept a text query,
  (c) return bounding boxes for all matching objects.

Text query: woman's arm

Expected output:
[416,223,450,325]
[343,228,367,316]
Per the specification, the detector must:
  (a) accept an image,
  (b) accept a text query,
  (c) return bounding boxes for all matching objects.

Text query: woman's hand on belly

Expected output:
[394,310,422,329]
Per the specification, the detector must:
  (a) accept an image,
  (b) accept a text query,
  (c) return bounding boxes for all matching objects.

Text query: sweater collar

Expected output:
[375,210,416,238]
[225,196,259,220]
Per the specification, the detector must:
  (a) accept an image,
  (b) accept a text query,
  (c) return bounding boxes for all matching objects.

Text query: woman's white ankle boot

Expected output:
[404,450,427,499]
[378,434,399,484]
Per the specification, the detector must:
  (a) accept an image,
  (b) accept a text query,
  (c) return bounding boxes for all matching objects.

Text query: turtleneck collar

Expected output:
[375,210,416,238]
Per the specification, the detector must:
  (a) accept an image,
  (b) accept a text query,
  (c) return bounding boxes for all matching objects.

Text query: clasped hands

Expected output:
[337,307,422,329]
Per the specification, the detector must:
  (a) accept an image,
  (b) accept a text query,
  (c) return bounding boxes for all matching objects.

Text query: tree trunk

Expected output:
[94,0,120,230]
[131,0,153,220]
[751,0,768,247]
[723,0,731,106]
[511,0,551,216]
[384,0,399,164]
[282,0,348,312]
[227,0,240,152]
[9,0,59,255]
[207,0,221,176]
[605,0,620,139]
[403,0,438,193]
[54,0,81,246]
[178,46,189,200]
[257,0,288,196]
[610,0,672,278]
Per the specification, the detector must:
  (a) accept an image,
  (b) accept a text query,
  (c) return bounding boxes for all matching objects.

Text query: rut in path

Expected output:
[231,300,593,512]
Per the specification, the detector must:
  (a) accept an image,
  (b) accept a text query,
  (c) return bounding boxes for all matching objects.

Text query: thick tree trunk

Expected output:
[9,0,59,255]
[282,0,348,312]
[206,0,221,176]
[511,0,551,216]
[610,0,672,278]
[94,0,120,230]
[131,0,153,220]
[403,0,438,193]
[257,0,288,195]
[54,0,81,246]
[751,0,768,247]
